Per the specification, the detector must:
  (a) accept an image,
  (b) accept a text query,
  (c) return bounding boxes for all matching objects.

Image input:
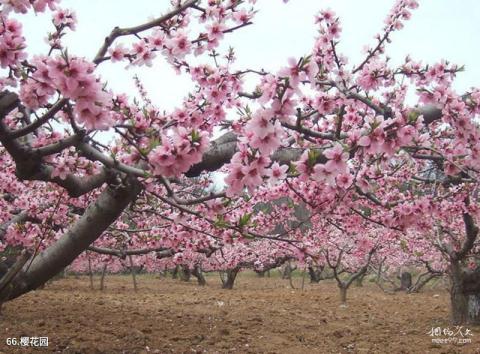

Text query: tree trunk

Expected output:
[0,251,31,308]
[408,272,441,293]
[128,255,137,292]
[282,261,296,280]
[450,263,480,325]
[192,265,206,286]
[87,254,94,290]
[1,183,140,301]
[355,272,366,287]
[256,270,265,277]
[222,267,240,289]
[399,272,412,291]
[339,285,347,305]
[301,267,306,291]
[99,263,107,291]
[172,265,180,279]
[308,266,322,283]
[180,266,191,282]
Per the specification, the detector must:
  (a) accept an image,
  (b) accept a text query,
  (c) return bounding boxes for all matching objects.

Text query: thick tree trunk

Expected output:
[398,272,412,291]
[451,263,469,325]
[308,266,323,283]
[172,265,180,279]
[1,182,140,301]
[0,251,30,307]
[222,267,240,289]
[192,265,206,286]
[180,266,191,282]
[450,263,480,325]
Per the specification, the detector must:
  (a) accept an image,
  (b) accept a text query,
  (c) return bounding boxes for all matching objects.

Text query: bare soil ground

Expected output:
[0,273,479,354]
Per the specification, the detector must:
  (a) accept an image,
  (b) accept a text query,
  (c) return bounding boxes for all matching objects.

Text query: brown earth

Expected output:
[0,273,479,354]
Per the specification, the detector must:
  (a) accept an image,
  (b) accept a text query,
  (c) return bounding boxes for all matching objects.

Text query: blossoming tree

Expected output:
[1,0,480,325]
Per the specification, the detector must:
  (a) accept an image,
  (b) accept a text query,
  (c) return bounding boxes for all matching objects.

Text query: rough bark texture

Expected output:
[172,265,180,279]
[128,255,138,291]
[449,211,480,325]
[100,263,107,291]
[397,272,412,291]
[87,255,94,290]
[282,261,296,280]
[2,182,140,301]
[408,272,442,293]
[308,266,323,283]
[180,266,191,282]
[192,265,206,286]
[0,256,16,280]
[339,285,347,305]
[450,264,480,325]
[354,273,366,287]
[222,267,240,290]
[0,251,31,303]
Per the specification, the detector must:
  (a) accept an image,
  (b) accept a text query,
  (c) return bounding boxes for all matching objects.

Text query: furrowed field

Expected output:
[1,272,479,354]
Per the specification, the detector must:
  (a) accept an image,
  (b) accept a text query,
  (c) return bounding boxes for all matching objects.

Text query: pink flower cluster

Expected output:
[312,9,342,74]
[1,0,57,14]
[224,145,272,197]
[149,127,209,177]
[245,109,284,155]
[0,16,26,69]
[20,55,114,129]
[52,7,77,30]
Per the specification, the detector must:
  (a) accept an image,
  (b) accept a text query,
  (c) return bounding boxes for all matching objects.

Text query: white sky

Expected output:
[17,0,480,112]
[13,0,480,190]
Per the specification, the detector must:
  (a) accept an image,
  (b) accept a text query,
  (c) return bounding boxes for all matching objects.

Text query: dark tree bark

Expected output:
[87,254,94,290]
[354,272,366,287]
[449,212,480,325]
[450,263,480,325]
[339,285,347,305]
[180,266,191,282]
[221,267,240,290]
[192,265,206,286]
[0,182,141,301]
[255,270,266,278]
[396,272,412,291]
[326,248,375,306]
[172,265,180,279]
[128,255,138,291]
[408,271,442,293]
[100,263,108,291]
[282,261,296,280]
[0,250,31,309]
[308,266,324,283]
[0,256,16,280]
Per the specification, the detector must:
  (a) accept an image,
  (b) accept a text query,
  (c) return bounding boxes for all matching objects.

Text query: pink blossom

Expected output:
[267,162,288,186]
[324,143,348,174]
[312,164,336,186]
[335,173,353,189]
[109,44,127,62]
